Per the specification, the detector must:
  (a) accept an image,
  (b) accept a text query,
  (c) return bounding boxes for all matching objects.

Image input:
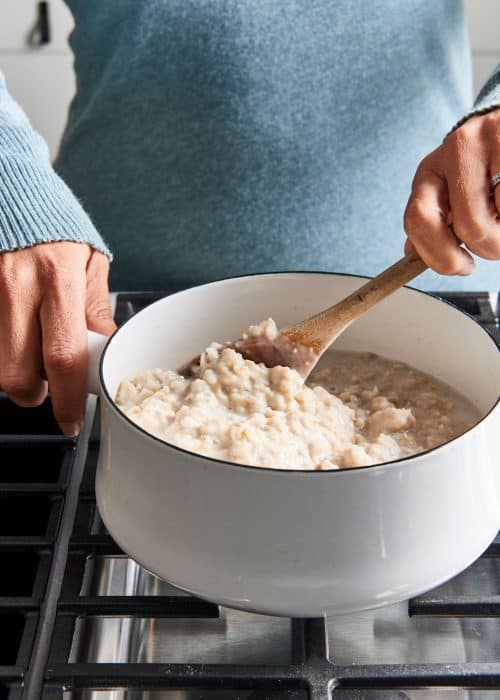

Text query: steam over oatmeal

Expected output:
[115,319,480,470]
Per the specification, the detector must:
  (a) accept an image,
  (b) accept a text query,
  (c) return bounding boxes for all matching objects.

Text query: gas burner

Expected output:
[0,289,498,699]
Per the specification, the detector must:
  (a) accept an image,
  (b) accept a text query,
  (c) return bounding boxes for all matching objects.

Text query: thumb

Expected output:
[85,251,117,336]
[404,238,416,255]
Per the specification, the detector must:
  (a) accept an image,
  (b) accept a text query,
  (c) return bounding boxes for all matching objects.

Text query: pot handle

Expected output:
[87,330,108,395]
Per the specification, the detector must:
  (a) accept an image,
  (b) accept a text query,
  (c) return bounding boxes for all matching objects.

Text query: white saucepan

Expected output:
[87,273,500,617]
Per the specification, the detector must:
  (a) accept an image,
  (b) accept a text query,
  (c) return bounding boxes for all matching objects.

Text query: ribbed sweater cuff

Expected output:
[0,156,112,259]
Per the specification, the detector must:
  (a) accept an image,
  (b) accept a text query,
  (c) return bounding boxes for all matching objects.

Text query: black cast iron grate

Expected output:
[0,394,76,700]
[0,290,497,699]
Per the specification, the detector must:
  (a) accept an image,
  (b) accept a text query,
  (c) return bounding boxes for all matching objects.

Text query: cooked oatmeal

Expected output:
[115,319,480,470]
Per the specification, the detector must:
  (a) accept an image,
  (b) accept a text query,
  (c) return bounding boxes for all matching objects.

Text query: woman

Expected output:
[0,0,499,436]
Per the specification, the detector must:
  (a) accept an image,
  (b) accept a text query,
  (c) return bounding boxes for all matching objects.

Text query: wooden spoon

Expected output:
[180,251,427,380]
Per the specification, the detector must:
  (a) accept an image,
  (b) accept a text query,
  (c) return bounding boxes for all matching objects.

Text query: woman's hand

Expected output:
[404,111,500,274]
[0,242,116,436]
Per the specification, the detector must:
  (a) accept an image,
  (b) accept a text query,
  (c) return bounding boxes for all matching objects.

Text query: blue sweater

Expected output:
[1,1,500,291]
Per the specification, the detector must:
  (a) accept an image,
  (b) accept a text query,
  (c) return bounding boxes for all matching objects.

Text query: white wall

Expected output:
[0,0,75,157]
[464,0,500,90]
[0,0,499,158]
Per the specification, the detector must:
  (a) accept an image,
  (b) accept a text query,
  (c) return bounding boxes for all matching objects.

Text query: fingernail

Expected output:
[60,421,82,437]
[458,259,476,276]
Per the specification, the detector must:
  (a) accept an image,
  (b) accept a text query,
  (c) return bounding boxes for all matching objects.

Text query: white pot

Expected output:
[88,273,500,617]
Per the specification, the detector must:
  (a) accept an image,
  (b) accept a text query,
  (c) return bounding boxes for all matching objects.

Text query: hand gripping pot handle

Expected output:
[87,330,109,395]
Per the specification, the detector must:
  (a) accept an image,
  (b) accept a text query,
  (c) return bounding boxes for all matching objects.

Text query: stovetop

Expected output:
[0,291,498,700]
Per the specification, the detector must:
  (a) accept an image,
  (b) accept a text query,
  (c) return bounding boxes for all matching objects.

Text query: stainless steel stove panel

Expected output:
[70,557,292,666]
[69,555,500,668]
[62,690,500,699]
[64,692,307,699]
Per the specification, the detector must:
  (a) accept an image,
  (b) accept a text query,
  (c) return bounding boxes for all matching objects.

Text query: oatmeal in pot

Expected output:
[115,319,480,470]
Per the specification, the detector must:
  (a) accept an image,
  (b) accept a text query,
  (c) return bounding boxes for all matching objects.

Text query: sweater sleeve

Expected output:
[0,72,111,258]
[450,61,500,132]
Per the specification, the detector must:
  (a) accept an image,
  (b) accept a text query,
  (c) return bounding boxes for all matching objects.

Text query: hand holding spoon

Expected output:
[180,251,427,380]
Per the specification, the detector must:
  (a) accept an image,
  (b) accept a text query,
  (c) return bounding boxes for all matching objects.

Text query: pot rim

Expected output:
[99,270,500,475]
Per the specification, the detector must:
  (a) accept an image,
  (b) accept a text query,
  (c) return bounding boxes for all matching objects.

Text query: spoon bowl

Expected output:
[180,251,427,378]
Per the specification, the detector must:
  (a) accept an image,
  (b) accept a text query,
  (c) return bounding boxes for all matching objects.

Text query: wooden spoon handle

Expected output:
[286,252,427,350]
[333,250,428,320]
